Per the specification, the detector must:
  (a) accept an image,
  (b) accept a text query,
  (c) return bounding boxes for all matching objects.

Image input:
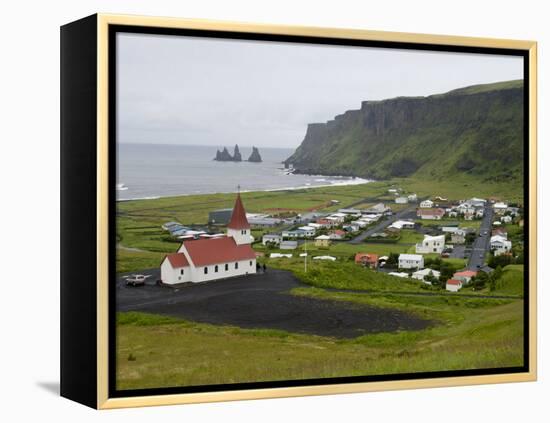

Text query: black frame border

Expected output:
[107,24,530,399]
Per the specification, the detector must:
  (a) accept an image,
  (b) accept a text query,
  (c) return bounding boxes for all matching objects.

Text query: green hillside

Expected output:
[285,80,524,184]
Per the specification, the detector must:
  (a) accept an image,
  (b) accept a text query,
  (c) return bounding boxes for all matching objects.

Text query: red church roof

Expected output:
[227,193,250,230]
[181,236,255,266]
[164,253,190,268]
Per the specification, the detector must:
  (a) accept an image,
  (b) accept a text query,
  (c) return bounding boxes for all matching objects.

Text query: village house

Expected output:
[362,213,381,221]
[493,202,508,215]
[298,225,317,236]
[408,193,418,202]
[351,220,369,228]
[282,229,306,239]
[363,203,390,214]
[491,235,512,256]
[412,268,441,283]
[262,233,282,246]
[354,253,379,269]
[314,235,331,248]
[328,212,347,223]
[389,220,415,230]
[453,270,477,285]
[416,234,445,254]
[395,196,408,204]
[161,193,256,285]
[316,218,337,228]
[338,208,363,217]
[419,199,434,208]
[441,225,461,233]
[501,215,513,224]
[446,278,463,292]
[451,229,467,244]
[328,229,346,240]
[398,254,424,269]
[466,197,486,208]
[417,208,445,220]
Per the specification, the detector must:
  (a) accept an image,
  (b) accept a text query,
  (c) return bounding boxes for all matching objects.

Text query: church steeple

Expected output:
[227,191,251,245]
[227,192,250,230]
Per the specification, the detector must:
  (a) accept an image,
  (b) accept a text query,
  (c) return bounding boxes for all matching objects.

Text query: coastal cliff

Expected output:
[284,80,524,183]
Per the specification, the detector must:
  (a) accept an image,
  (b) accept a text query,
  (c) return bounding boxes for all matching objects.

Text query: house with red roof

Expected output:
[160,193,257,284]
[355,253,379,269]
[416,208,446,220]
[446,278,463,292]
[452,270,477,285]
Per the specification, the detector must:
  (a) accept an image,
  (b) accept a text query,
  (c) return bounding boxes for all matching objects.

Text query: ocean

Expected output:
[116,144,369,200]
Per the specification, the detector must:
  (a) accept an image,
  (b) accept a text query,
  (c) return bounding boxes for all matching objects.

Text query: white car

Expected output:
[126,274,150,287]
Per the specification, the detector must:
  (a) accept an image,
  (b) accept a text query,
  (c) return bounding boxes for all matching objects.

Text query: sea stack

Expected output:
[214,147,234,161]
[233,144,242,161]
[247,146,263,162]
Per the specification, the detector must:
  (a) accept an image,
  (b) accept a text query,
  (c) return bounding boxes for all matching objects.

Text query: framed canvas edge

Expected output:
[95,13,538,409]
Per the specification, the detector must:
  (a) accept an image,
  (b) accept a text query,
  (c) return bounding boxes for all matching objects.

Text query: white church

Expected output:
[160,193,257,285]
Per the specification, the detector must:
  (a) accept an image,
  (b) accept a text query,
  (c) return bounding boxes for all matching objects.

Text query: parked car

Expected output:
[126,274,150,287]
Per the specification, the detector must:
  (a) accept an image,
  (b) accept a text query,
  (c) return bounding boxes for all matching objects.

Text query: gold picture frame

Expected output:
[61,13,537,409]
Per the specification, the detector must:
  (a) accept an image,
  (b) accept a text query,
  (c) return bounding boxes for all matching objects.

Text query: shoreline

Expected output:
[116,176,373,202]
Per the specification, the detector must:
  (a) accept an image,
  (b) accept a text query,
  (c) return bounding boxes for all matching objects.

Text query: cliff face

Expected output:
[285,80,524,183]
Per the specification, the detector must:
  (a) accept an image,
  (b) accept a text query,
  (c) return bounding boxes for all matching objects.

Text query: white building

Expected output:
[262,234,282,245]
[407,193,418,202]
[491,235,512,256]
[398,254,424,269]
[502,215,513,223]
[446,279,463,292]
[389,220,415,230]
[441,226,461,233]
[412,268,441,283]
[395,196,408,204]
[160,193,256,285]
[420,199,434,208]
[297,226,317,237]
[493,202,508,215]
[416,234,445,254]
[364,203,389,214]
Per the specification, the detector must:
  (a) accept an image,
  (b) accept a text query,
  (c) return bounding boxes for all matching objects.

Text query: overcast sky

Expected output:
[117,33,523,149]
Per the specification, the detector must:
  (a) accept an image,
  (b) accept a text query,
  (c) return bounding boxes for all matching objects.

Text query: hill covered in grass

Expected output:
[284,80,524,184]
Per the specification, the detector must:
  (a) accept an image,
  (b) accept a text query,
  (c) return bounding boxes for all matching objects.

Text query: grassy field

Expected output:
[117,294,524,390]
[491,265,525,296]
[115,179,525,390]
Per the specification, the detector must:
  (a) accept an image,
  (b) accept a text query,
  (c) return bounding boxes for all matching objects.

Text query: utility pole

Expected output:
[304,238,307,273]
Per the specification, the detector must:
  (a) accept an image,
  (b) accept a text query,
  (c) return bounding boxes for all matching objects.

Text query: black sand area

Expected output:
[116,268,432,338]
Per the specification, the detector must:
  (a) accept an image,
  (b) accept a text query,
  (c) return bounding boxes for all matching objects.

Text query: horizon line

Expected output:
[118,142,298,149]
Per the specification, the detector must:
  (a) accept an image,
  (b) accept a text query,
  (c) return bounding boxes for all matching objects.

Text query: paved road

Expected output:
[116,268,431,338]
[467,204,494,270]
[348,205,417,244]
[449,245,466,259]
